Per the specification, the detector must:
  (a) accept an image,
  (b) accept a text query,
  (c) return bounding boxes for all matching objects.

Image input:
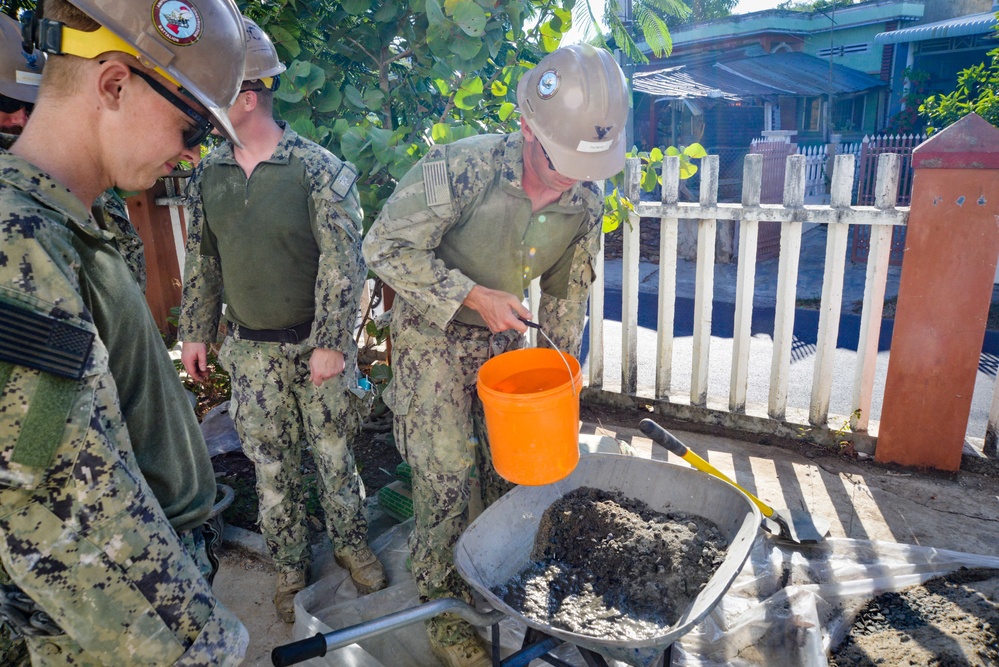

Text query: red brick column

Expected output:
[877,114,999,471]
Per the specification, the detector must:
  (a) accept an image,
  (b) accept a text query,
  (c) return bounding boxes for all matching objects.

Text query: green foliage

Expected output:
[167,307,232,419]
[602,143,705,233]
[241,0,573,231]
[667,0,737,25]
[240,0,687,241]
[921,22,999,133]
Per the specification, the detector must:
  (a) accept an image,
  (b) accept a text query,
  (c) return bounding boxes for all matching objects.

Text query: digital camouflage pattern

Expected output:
[219,337,368,571]
[363,132,602,341]
[93,189,147,293]
[362,131,602,645]
[179,122,370,575]
[0,151,247,665]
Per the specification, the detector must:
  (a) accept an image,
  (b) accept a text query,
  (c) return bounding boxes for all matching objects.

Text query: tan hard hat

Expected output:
[242,17,285,89]
[30,0,246,145]
[0,14,44,103]
[517,44,629,181]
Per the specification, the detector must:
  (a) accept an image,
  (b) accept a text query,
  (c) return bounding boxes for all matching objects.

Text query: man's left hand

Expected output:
[309,348,345,386]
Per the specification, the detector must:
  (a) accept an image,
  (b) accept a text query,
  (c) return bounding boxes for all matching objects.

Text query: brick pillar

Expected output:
[876,114,999,471]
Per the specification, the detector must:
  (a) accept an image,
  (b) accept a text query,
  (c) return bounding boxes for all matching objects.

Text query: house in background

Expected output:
[876,0,998,121]
[632,0,926,163]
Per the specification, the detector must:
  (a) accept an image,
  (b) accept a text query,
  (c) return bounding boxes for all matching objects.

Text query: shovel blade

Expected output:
[763,509,830,544]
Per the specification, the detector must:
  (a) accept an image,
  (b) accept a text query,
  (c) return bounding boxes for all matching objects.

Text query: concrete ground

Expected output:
[213,421,999,666]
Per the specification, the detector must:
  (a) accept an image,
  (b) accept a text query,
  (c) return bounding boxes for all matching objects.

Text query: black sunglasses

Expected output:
[128,67,213,149]
[539,141,556,172]
[0,94,29,115]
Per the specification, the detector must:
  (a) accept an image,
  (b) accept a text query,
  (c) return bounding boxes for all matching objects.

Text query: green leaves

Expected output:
[454,77,484,110]
[250,0,576,231]
[452,1,487,37]
[602,144,706,234]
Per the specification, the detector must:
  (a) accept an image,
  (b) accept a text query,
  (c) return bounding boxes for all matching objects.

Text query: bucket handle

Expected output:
[518,317,577,397]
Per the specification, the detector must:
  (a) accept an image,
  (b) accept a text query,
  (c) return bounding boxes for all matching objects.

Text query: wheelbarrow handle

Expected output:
[639,419,776,519]
[271,598,506,666]
[272,633,327,667]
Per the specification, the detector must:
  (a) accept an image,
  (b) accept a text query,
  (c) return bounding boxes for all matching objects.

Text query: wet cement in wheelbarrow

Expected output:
[492,487,728,642]
[828,567,999,667]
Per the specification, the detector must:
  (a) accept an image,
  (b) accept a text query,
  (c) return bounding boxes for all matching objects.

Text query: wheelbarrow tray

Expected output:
[455,453,761,666]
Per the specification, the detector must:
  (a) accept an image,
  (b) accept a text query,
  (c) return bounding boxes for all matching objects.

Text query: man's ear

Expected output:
[521,118,535,142]
[243,90,259,112]
[97,60,130,111]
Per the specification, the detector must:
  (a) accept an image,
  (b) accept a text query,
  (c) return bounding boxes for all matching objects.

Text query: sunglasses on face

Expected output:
[0,95,29,115]
[128,67,213,149]
[539,140,556,172]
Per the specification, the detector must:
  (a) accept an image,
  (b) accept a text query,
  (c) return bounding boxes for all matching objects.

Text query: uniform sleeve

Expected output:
[537,191,603,357]
[306,154,366,353]
[177,164,225,343]
[361,149,477,331]
[0,206,106,489]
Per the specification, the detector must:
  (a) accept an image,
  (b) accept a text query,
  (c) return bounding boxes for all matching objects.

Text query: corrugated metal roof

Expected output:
[633,52,885,102]
[874,11,997,44]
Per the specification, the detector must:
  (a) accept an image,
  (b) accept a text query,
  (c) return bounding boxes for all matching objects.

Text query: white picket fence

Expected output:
[584,153,908,451]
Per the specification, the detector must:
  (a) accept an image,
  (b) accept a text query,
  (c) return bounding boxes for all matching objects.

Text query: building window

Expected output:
[817,43,869,58]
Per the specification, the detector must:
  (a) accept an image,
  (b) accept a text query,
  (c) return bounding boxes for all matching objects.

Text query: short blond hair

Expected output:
[37,0,101,95]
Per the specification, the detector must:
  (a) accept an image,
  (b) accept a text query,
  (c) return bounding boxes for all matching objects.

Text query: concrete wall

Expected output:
[920,0,993,23]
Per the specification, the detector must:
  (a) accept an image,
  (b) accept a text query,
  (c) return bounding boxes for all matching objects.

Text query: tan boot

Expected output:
[273,570,307,623]
[334,545,388,594]
[428,633,492,667]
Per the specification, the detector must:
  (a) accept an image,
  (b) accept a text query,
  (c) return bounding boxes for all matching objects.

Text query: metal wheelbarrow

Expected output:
[272,453,761,667]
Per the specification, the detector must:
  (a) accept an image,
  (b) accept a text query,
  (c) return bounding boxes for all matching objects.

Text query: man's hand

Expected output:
[462,285,532,334]
[181,342,209,383]
[309,348,345,386]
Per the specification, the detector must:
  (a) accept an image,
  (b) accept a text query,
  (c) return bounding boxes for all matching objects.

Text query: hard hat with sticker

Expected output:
[537,70,559,99]
[153,0,203,46]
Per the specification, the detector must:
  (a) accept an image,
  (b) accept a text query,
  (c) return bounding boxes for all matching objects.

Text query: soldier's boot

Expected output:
[273,569,308,623]
[427,614,491,667]
[334,546,388,595]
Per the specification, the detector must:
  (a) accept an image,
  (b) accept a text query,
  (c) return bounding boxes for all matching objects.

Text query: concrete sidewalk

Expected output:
[214,420,999,666]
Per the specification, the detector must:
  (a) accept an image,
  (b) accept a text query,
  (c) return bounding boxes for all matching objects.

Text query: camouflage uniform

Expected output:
[179,122,370,574]
[362,131,602,644]
[0,149,248,664]
[93,189,146,293]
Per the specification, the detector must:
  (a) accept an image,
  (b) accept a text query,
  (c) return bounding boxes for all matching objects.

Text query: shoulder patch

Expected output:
[0,299,94,380]
[331,163,359,200]
[423,160,452,208]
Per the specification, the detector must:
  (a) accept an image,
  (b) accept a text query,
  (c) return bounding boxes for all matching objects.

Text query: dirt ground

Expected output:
[493,487,728,642]
[829,567,999,667]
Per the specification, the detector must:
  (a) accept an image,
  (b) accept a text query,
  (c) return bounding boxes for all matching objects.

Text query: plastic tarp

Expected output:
[673,536,999,667]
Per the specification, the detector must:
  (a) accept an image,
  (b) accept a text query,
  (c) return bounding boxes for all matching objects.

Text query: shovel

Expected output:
[639,419,829,545]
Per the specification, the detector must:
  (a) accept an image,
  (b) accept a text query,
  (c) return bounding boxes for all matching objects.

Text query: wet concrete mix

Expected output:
[492,487,729,642]
[829,567,999,667]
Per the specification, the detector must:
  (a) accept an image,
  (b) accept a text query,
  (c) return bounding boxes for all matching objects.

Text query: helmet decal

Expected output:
[152,0,203,46]
[594,125,612,140]
[537,70,559,99]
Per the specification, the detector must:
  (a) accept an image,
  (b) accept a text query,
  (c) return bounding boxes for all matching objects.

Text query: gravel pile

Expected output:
[492,487,728,641]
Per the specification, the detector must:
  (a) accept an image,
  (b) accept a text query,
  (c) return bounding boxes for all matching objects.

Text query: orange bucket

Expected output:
[476,347,582,486]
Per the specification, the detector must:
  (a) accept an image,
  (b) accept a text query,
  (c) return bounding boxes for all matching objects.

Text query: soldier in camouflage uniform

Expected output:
[179,17,387,624]
[0,0,249,664]
[363,45,629,667]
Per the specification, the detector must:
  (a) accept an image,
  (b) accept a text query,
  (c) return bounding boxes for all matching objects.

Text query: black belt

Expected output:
[229,320,313,344]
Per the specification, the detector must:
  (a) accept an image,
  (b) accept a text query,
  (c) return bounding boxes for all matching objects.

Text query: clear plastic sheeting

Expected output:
[672,537,999,667]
